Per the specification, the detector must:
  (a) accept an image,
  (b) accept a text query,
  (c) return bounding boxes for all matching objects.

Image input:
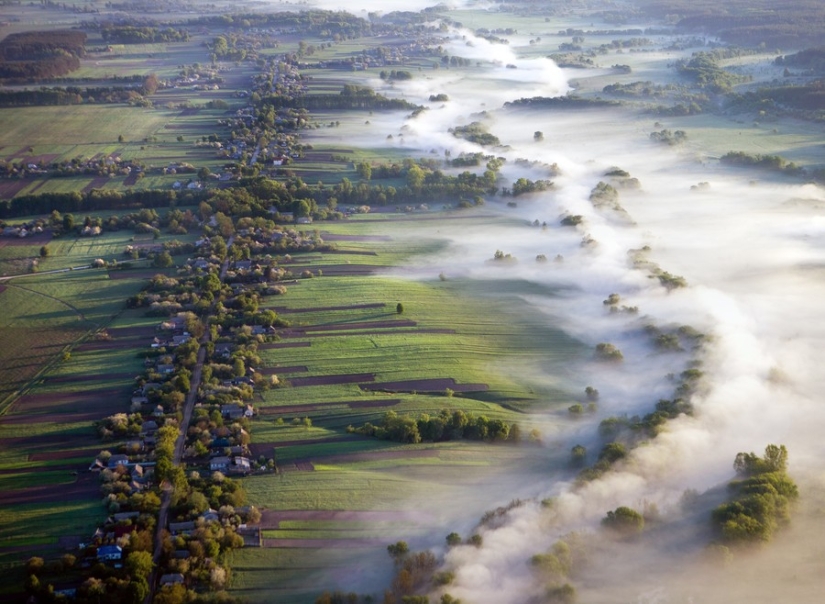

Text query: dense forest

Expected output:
[0,30,87,80]
[636,0,825,47]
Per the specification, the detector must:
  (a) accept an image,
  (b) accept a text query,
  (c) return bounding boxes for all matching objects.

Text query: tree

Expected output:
[446,532,462,547]
[118,134,125,143]
[153,250,174,268]
[387,541,409,561]
[39,245,49,257]
[602,506,644,535]
[534,131,544,141]
[356,162,372,181]
[396,303,404,314]
[125,550,153,580]
[198,166,211,182]
[62,213,75,231]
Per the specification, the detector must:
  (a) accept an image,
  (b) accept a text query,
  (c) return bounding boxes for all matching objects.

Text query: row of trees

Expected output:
[349,410,517,444]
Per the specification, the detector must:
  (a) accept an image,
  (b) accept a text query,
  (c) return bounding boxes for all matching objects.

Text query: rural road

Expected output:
[147,237,233,602]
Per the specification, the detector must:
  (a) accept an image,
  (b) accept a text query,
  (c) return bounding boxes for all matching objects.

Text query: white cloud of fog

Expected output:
[290,6,825,601]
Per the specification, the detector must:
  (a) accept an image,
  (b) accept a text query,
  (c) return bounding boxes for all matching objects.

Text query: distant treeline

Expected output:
[776,47,825,74]
[0,189,208,220]
[0,161,497,218]
[100,26,190,44]
[262,84,418,111]
[637,0,825,46]
[193,10,372,40]
[504,96,620,109]
[348,410,517,444]
[0,30,86,60]
[0,85,150,107]
[0,30,86,80]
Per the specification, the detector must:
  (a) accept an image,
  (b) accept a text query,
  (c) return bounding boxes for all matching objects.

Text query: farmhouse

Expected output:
[168,521,196,535]
[210,456,231,471]
[97,545,122,562]
[107,454,129,469]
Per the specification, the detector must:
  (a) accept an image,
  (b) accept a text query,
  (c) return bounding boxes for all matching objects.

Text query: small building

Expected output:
[168,521,196,535]
[160,573,185,586]
[221,405,244,421]
[97,545,123,562]
[230,456,252,475]
[141,420,159,435]
[112,512,140,523]
[107,454,129,469]
[210,456,231,471]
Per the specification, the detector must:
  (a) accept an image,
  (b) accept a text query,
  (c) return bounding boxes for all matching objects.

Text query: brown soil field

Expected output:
[2,387,126,427]
[123,172,139,186]
[29,446,101,462]
[281,320,416,335]
[288,373,375,387]
[0,472,97,505]
[46,372,136,384]
[75,338,146,352]
[0,232,52,247]
[361,378,489,393]
[324,249,379,256]
[82,176,110,193]
[298,319,418,331]
[4,432,96,452]
[257,366,308,375]
[256,399,400,416]
[106,326,156,338]
[0,179,32,200]
[272,303,386,314]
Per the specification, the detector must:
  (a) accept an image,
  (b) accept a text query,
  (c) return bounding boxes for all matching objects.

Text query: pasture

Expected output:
[231,213,585,602]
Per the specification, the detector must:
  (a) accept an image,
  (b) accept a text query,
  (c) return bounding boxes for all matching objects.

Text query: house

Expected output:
[171,334,192,347]
[168,521,196,535]
[214,343,233,359]
[97,545,123,562]
[211,437,231,449]
[210,456,231,471]
[160,573,185,586]
[156,363,175,375]
[297,216,313,224]
[201,509,220,523]
[153,405,165,418]
[112,512,140,523]
[107,454,129,469]
[141,420,158,435]
[229,456,252,475]
[221,404,244,420]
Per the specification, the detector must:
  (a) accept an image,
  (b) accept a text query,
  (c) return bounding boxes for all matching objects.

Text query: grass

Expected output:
[227,214,585,603]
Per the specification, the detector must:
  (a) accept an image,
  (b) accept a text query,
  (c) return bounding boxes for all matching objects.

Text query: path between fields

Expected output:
[2,282,87,322]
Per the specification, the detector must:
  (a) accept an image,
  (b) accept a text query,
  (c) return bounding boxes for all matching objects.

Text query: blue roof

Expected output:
[98,545,122,555]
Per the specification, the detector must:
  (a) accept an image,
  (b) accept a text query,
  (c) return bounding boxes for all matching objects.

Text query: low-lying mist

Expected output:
[296,11,825,604]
